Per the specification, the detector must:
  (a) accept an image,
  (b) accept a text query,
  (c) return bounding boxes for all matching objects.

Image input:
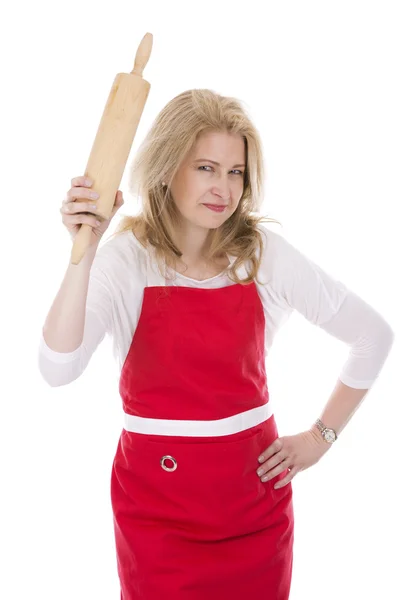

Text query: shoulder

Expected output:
[255,223,298,278]
[256,222,330,269]
[255,223,350,323]
[254,222,334,292]
[91,228,148,282]
[97,227,143,257]
[256,222,297,253]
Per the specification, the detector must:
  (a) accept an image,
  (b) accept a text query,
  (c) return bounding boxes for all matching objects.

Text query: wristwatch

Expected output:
[314,419,338,443]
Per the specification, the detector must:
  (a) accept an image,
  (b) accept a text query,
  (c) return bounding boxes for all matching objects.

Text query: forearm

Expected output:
[42,243,99,353]
[309,378,369,446]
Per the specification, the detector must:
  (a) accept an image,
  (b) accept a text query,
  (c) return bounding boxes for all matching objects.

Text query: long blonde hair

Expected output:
[111,89,281,284]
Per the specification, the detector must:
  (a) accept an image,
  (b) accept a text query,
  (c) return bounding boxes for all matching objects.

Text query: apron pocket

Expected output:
[112,417,292,541]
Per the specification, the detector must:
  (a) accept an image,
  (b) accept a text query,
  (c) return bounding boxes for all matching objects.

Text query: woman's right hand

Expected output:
[60,176,124,244]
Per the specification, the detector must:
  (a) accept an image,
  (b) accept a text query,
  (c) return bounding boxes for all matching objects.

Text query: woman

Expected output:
[39,89,394,599]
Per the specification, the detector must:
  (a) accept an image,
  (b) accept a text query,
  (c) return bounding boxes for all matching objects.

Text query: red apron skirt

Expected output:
[111,275,294,599]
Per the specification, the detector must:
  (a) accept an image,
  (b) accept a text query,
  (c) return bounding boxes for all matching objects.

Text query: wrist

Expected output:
[308,424,332,451]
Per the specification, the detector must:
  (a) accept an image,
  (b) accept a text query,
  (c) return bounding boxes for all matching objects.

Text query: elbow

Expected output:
[38,369,81,388]
[41,375,77,388]
[388,324,395,345]
[377,319,395,355]
[37,355,85,388]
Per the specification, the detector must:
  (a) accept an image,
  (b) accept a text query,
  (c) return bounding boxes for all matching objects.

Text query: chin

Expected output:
[201,214,231,229]
[180,206,232,230]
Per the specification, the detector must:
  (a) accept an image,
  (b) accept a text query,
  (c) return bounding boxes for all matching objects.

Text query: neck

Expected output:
[173,221,212,266]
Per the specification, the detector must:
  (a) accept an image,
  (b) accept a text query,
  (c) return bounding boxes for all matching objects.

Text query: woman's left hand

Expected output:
[256,429,331,489]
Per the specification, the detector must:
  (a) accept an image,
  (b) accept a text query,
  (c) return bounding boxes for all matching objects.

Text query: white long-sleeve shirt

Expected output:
[38,224,394,389]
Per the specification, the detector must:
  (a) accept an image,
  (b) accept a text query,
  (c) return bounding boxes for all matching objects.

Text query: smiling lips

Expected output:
[202,204,227,213]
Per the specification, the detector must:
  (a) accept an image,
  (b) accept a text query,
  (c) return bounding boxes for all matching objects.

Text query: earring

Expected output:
[162,181,167,186]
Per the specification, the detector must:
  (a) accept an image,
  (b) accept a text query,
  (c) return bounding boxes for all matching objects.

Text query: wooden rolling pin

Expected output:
[70,32,153,265]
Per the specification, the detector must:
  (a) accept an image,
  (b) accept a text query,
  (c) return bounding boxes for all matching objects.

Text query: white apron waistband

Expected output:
[123,402,273,437]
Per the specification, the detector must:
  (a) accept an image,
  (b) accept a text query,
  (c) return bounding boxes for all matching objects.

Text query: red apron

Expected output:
[110,257,294,599]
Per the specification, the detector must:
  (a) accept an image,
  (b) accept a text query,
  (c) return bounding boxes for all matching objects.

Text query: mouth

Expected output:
[202,204,228,213]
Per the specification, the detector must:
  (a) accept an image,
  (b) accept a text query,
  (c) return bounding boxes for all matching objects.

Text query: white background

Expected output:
[1,1,399,598]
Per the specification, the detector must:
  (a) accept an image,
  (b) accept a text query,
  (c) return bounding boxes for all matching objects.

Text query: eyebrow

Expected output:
[193,158,246,168]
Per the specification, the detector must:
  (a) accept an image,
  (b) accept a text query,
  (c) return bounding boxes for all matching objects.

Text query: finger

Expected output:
[60,200,98,215]
[257,451,286,476]
[71,176,93,188]
[66,186,100,203]
[63,213,101,228]
[260,457,291,482]
[258,437,283,463]
[273,467,298,489]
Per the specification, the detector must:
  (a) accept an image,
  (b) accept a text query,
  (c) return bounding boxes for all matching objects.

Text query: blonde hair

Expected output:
[111,89,281,284]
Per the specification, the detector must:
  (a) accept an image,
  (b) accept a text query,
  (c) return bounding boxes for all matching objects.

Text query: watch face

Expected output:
[323,428,337,443]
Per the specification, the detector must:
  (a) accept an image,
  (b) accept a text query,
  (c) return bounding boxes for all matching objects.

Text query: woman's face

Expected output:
[168,130,246,230]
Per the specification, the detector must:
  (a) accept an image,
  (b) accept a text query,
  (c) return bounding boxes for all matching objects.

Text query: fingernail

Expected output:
[85,178,92,186]
[257,468,263,476]
[258,455,264,462]
[90,191,99,199]
[95,220,101,225]
[261,475,268,482]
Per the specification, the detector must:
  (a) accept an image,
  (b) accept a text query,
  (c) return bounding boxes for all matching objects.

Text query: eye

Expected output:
[198,166,244,176]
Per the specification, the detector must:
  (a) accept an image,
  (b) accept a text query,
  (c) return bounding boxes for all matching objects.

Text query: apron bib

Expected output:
[111,251,294,599]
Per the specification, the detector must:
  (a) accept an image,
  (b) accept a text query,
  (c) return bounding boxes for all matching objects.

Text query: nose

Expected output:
[211,177,230,202]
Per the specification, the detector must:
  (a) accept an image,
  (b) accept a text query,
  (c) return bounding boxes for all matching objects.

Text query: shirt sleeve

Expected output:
[258,226,395,389]
[37,243,115,388]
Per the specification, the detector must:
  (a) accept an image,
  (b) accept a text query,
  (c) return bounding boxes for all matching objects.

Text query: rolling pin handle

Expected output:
[131,32,153,77]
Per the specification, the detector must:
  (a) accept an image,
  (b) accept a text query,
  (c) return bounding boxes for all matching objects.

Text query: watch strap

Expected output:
[314,418,338,442]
